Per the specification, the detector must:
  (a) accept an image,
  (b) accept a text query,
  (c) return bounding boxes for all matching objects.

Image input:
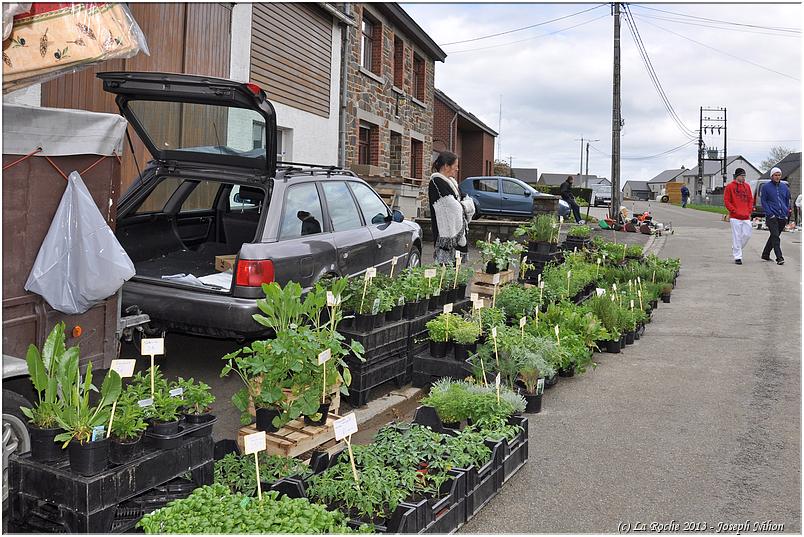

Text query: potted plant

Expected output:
[19,322,72,463]
[452,319,480,362]
[179,377,216,424]
[660,283,673,303]
[476,238,525,274]
[147,389,185,435]
[54,364,121,476]
[109,395,148,465]
[426,314,453,358]
[514,214,558,254]
[517,347,555,413]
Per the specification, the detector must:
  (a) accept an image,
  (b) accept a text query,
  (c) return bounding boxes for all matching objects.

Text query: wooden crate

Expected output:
[237,412,342,457]
[471,268,515,286]
[468,281,503,304]
[248,385,340,417]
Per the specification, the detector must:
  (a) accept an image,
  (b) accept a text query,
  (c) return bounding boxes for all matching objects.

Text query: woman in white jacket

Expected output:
[428,151,475,264]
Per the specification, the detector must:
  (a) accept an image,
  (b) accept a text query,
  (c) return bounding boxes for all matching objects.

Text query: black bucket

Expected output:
[558,366,575,378]
[661,293,671,303]
[184,412,214,425]
[353,313,376,332]
[256,407,281,432]
[428,296,440,311]
[68,438,109,476]
[453,342,477,362]
[303,402,331,426]
[149,419,180,436]
[404,301,419,320]
[429,340,450,359]
[386,304,404,322]
[606,339,621,353]
[524,392,543,413]
[28,424,67,463]
[374,311,386,329]
[109,435,143,466]
[625,331,635,345]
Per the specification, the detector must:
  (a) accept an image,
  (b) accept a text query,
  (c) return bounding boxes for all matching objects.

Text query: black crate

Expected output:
[339,319,410,362]
[411,352,471,388]
[459,439,505,520]
[409,470,467,534]
[347,349,409,407]
[501,415,529,484]
[407,311,440,361]
[9,435,213,533]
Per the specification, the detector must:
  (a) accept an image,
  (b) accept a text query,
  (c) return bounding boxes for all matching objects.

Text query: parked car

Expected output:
[590,183,612,207]
[99,72,422,339]
[460,176,555,218]
[749,179,791,220]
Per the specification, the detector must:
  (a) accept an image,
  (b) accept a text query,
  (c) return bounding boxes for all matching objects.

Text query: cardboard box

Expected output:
[215,255,237,272]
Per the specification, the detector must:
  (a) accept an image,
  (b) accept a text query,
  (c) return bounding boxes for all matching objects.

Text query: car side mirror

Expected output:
[524,190,532,197]
[392,209,404,222]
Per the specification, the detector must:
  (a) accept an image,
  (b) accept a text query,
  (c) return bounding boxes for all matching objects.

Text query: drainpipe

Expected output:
[337,3,354,168]
[448,112,458,153]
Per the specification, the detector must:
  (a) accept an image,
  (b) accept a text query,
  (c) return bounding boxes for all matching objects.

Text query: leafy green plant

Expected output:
[477,306,506,334]
[517,338,558,393]
[20,322,75,428]
[452,319,480,345]
[495,284,534,320]
[178,377,215,415]
[252,281,319,332]
[567,224,591,238]
[214,452,311,496]
[513,214,558,243]
[54,363,121,447]
[426,313,459,343]
[421,378,471,423]
[625,244,643,258]
[475,238,525,271]
[110,392,147,441]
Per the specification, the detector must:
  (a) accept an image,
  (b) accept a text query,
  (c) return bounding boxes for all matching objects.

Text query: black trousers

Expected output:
[762,216,784,261]
[568,199,582,223]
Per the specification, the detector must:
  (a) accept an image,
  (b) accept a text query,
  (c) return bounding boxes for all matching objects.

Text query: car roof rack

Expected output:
[275,161,358,181]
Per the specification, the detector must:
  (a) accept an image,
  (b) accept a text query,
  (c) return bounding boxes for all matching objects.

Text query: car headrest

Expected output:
[236,186,265,205]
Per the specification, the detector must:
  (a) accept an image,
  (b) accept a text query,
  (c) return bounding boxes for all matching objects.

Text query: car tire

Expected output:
[660,195,669,203]
[3,389,31,514]
[407,245,422,268]
[469,198,481,220]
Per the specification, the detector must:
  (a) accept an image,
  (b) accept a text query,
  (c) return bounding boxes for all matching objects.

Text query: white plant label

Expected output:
[109,359,136,378]
[455,250,462,261]
[443,303,453,314]
[137,398,154,408]
[612,283,617,291]
[519,317,527,328]
[597,258,601,265]
[559,216,564,224]
[334,413,359,441]
[318,348,332,365]
[141,338,164,356]
[365,267,377,279]
[473,299,483,310]
[554,325,560,337]
[326,291,341,307]
[492,273,501,285]
[596,288,606,297]
[243,431,267,455]
[537,378,545,396]
[539,281,545,289]
[470,292,479,302]
[495,373,501,389]
[371,298,381,315]
[491,327,498,339]
[638,289,643,297]
[169,387,184,397]
[424,268,437,279]
[487,232,492,242]
[391,256,398,268]
[630,299,635,310]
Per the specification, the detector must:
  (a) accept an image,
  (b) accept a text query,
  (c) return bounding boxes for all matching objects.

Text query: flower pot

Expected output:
[650,299,658,309]
[353,312,376,332]
[255,407,281,433]
[605,339,621,353]
[523,392,543,413]
[149,419,180,436]
[529,241,552,255]
[485,261,500,274]
[428,296,440,311]
[339,315,354,330]
[442,421,460,430]
[661,293,671,303]
[28,424,67,463]
[68,438,109,476]
[637,323,646,337]
[545,372,558,388]
[457,284,468,300]
[558,366,575,378]
[417,300,429,317]
[184,412,214,424]
[303,401,331,426]
[386,304,404,322]
[109,434,143,465]
[429,340,451,358]
[594,340,608,352]
[404,301,419,320]
[453,342,477,362]
[374,311,386,329]
[625,331,635,345]
[620,335,626,348]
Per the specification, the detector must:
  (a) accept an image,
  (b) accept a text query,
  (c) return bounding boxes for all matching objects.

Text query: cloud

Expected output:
[402,2,801,181]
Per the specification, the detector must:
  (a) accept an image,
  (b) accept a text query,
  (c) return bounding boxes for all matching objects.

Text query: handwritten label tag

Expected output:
[473,299,483,310]
[365,267,377,279]
[318,348,332,365]
[424,268,437,279]
[110,359,136,378]
[391,256,398,267]
[443,303,453,314]
[326,291,341,307]
[243,431,266,455]
[491,327,497,339]
[597,258,601,265]
[492,273,501,285]
[612,283,618,291]
[137,398,154,408]
[596,288,606,296]
[470,292,479,302]
[519,317,527,328]
[537,378,545,396]
[334,413,358,441]
[455,250,462,260]
[141,338,164,356]
[169,387,184,397]
[637,289,642,296]
[539,281,545,289]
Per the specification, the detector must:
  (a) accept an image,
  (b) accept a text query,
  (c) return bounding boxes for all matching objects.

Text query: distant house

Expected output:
[538,173,601,187]
[433,88,497,181]
[679,156,761,193]
[622,180,651,201]
[647,168,686,199]
[511,167,539,184]
[758,152,801,200]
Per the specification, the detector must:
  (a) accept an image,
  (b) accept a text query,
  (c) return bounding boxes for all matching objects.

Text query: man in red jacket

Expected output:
[723,168,754,264]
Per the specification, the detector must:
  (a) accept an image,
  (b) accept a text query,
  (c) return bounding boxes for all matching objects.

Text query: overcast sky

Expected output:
[401,2,801,184]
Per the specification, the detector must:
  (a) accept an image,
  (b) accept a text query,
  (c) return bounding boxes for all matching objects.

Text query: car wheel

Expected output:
[660,195,669,203]
[407,245,422,268]
[3,389,31,513]
[469,198,481,220]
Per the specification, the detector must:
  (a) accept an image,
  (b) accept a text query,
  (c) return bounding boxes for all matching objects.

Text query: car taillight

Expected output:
[235,259,274,287]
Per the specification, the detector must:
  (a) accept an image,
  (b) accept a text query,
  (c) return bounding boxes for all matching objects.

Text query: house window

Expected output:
[252,121,264,150]
[360,12,382,74]
[485,161,492,175]
[410,139,423,179]
[412,54,425,101]
[393,35,404,88]
[359,125,371,165]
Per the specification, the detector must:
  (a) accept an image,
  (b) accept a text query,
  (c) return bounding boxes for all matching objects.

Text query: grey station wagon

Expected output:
[100,72,422,339]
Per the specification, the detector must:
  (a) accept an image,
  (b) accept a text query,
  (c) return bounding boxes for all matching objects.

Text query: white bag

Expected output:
[24,171,135,314]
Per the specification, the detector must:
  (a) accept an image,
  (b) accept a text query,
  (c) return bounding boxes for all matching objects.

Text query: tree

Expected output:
[493,159,514,177]
[759,146,795,172]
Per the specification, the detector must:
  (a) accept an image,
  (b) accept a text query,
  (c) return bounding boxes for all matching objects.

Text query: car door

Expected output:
[348,181,410,274]
[320,181,377,277]
[471,178,501,214]
[501,179,533,215]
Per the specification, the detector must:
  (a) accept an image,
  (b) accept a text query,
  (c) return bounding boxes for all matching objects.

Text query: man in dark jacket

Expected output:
[723,168,753,265]
[760,167,790,264]
[680,184,690,207]
[560,176,584,224]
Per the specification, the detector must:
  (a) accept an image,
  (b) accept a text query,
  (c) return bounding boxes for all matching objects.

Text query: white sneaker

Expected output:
[578,220,586,225]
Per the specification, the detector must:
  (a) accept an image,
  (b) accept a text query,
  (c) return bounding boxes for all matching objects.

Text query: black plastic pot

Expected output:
[558,366,575,378]
[528,241,553,255]
[545,373,558,388]
[149,419,180,436]
[594,340,608,352]
[184,412,214,425]
[255,407,281,433]
[661,293,671,303]
[404,301,419,320]
[453,342,477,362]
[67,438,109,476]
[109,434,143,465]
[442,421,460,430]
[417,300,429,317]
[606,339,621,353]
[620,335,626,348]
[456,284,468,300]
[353,313,377,332]
[650,299,658,309]
[485,261,500,274]
[28,424,67,463]
[303,401,331,426]
[428,296,440,311]
[523,392,543,413]
[625,331,635,345]
[374,311,386,329]
[386,304,404,322]
[429,340,451,358]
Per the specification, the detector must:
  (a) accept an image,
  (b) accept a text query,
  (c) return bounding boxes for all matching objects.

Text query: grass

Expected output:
[683,203,729,215]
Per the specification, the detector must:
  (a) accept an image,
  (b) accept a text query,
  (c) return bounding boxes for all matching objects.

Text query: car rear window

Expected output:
[474,179,498,193]
[323,182,362,231]
[280,183,324,240]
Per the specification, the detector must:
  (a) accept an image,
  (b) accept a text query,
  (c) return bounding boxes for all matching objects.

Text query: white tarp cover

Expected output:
[2,103,127,156]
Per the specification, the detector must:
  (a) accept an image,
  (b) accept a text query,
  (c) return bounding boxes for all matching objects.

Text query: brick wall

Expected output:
[433,95,456,155]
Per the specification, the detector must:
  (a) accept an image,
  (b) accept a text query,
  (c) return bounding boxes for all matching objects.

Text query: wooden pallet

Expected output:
[471,269,515,286]
[468,281,500,302]
[248,386,340,418]
[237,412,342,457]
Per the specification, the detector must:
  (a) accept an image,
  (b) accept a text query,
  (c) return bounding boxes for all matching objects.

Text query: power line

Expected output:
[731,138,801,143]
[637,17,801,82]
[630,4,800,34]
[446,14,609,54]
[589,139,697,160]
[622,6,697,140]
[439,4,607,46]
[631,12,800,38]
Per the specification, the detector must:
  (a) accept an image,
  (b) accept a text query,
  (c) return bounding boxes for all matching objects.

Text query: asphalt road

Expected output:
[460,202,801,533]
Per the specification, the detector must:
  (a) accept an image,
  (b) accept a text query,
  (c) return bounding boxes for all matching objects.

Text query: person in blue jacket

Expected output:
[760,167,790,265]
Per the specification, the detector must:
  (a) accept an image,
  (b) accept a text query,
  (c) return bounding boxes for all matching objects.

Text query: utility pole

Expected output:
[497,95,503,157]
[610,2,622,218]
[585,139,599,183]
[508,155,514,174]
[698,106,727,200]
[577,136,584,188]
